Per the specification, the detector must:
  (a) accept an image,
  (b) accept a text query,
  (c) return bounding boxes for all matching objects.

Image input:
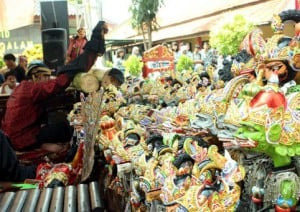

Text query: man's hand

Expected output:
[65,56,71,64]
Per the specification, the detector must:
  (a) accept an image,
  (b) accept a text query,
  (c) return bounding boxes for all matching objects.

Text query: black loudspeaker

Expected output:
[40,1,69,31]
[42,28,67,69]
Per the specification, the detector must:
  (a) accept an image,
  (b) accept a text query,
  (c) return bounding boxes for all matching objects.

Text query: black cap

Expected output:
[108,68,124,85]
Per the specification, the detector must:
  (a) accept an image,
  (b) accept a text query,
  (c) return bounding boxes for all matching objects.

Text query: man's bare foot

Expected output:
[40,143,69,153]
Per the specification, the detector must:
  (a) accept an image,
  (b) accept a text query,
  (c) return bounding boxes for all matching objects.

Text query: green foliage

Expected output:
[0,57,4,69]
[268,123,281,142]
[105,60,113,68]
[22,44,43,64]
[209,14,254,56]
[129,0,164,49]
[124,55,144,77]
[176,55,194,72]
[129,0,164,29]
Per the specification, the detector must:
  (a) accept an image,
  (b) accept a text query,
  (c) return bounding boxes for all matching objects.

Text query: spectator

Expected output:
[3,53,16,70]
[200,42,211,62]
[171,41,180,62]
[113,48,126,72]
[193,44,203,71]
[0,70,18,95]
[3,53,26,83]
[131,46,142,59]
[178,42,193,59]
[66,27,88,64]
[185,42,193,59]
[18,55,28,71]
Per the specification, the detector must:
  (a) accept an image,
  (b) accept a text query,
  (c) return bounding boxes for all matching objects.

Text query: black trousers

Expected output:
[36,121,73,145]
[0,131,36,181]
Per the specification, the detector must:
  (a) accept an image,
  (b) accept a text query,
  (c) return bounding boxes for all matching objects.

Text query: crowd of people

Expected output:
[0,54,28,95]
[167,41,225,71]
[111,41,224,75]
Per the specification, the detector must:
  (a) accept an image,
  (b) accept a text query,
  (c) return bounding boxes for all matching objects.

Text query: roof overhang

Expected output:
[107,0,294,43]
[105,39,144,48]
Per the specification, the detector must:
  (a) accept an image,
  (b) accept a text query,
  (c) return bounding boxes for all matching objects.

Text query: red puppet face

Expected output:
[250,89,287,110]
[36,162,73,188]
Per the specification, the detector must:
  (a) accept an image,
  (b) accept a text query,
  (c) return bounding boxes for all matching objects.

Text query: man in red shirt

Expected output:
[2,62,73,151]
[0,21,109,181]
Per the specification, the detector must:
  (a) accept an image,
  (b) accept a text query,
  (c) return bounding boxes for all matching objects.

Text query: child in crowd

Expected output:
[0,70,18,95]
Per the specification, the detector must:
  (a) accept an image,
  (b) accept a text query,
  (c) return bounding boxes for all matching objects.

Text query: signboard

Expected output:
[142,45,174,78]
[0,24,42,55]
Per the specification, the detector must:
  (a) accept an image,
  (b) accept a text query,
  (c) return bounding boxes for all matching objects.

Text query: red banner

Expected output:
[142,45,174,78]
[296,0,300,10]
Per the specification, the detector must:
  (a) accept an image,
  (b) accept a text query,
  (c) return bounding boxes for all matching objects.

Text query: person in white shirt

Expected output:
[113,48,126,72]
[131,46,142,59]
[0,70,19,95]
[178,42,193,59]
[193,44,203,71]
[200,42,210,62]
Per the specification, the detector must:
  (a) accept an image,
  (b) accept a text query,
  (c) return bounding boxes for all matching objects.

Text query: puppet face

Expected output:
[264,60,287,83]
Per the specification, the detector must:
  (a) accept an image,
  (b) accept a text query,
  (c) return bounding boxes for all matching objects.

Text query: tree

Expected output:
[129,0,164,50]
[209,14,254,56]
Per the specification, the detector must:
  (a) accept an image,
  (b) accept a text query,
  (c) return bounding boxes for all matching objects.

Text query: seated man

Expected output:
[3,53,26,83]
[0,70,19,95]
[2,21,109,153]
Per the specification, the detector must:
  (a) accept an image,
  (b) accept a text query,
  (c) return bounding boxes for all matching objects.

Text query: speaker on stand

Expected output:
[40,0,69,70]
[40,0,69,31]
[42,28,67,69]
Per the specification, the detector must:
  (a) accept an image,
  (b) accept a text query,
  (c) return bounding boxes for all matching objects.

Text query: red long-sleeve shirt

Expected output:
[2,74,71,150]
[2,44,98,150]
